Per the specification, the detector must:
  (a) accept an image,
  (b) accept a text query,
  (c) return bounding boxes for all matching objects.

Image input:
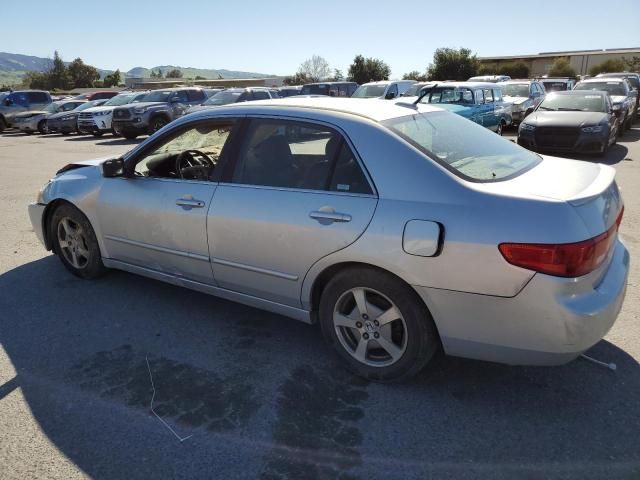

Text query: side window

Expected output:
[237,91,253,102]
[9,92,29,106]
[483,89,493,103]
[329,143,372,195]
[492,89,502,101]
[475,90,484,104]
[171,91,189,103]
[253,90,270,100]
[187,90,205,102]
[388,84,399,97]
[233,119,359,191]
[63,102,78,111]
[134,121,235,180]
[27,91,49,104]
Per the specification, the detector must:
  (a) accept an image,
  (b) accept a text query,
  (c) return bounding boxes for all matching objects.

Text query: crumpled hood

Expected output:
[56,156,115,175]
[503,95,528,105]
[523,111,609,127]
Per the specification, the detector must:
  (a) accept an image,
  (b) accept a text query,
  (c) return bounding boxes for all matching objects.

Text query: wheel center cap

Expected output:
[364,321,375,333]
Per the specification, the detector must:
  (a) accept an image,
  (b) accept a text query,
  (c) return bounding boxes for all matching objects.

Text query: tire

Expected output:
[123,132,138,140]
[496,121,504,136]
[92,131,104,137]
[50,204,106,279]
[319,267,439,382]
[37,119,48,134]
[61,131,70,136]
[149,116,169,134]
[0,116,6,133]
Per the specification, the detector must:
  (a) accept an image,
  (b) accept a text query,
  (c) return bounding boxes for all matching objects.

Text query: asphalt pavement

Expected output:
[0,125,639,479]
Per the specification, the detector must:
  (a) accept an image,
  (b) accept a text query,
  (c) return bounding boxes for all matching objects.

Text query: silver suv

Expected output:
[0,90,52,131]
[111,88,206,139]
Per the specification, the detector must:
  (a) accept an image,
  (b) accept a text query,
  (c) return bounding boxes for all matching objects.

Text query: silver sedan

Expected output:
[28,98,629,382]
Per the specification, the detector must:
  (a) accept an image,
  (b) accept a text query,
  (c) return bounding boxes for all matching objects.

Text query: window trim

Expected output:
[219,114,377,198]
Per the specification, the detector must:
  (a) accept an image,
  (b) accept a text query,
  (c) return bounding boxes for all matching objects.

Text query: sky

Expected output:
[2,0,638,78]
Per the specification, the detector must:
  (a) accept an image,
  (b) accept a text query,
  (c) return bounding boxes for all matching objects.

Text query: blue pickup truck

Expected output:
[411,82,513,135]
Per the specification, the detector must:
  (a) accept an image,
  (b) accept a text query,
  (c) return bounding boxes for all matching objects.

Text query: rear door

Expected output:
[482,88,498,131]
[208,117,378,307]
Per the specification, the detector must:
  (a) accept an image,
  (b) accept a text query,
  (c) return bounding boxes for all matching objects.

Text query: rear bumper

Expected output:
[28,203,47,248]
[415,239,629,365]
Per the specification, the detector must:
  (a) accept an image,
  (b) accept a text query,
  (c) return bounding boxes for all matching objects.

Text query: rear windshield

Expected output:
[352,84,386,98]
[543,81,569,92]
[382,112,541,182]
[301,84,330,95]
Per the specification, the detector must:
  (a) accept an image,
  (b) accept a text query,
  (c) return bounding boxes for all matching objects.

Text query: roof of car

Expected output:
[580,77,625,83]
[433,81,501,88]
[548,90,606,96]
[188,97,444,123]
[360,80,416,86]
[597,72,638,77]
[499,79,533,84]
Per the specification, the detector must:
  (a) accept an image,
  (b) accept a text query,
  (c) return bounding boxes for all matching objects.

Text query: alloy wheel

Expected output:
[333,287,408,367]
[57,217,90,269]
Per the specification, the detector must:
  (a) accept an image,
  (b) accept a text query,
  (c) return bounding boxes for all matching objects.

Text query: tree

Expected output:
[548,58,576,78]
[426,48,479,81]
[500,61,529,79]
[403,70,428,81]
[195,75,207,80]
[23,71,49,89]
[67,58,100,88]
[624,56,640,72]
[347,55,391,84]
[166,68,183,78]
[297,55,331,82]
[150,69,163,78]
[589,58,626,76]
[49,51,73,90]
[283,72,310,86]
[103,69,122,87]
[330,68,344,81]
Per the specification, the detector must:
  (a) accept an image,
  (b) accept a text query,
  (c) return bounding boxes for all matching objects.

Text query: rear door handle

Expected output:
[309,210,352,223]
[176,198,205,208]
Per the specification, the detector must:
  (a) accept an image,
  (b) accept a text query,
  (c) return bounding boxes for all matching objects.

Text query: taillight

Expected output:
[499,207,623,278]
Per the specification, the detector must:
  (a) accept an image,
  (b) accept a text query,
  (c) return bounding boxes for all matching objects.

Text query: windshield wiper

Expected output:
[538,106,556,111]
[557,107,582,111]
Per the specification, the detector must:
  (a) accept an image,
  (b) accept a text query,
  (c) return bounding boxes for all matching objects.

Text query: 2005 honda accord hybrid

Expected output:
[28,97,629,382]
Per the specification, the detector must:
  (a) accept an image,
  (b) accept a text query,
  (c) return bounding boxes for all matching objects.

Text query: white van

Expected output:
[351,80,416,99]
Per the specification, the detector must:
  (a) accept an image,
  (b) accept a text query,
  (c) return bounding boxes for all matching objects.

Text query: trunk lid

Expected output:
[475,155,623,237]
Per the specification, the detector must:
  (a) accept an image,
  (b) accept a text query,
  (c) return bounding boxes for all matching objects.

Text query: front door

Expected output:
[208,117,378,307]
[97,119,238,284]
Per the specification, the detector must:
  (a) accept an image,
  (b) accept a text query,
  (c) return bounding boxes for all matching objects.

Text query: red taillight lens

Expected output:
[499,208,623,278]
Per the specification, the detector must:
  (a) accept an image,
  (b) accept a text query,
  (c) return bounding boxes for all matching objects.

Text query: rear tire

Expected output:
[0,117,6,132]
[122,132,138,140]
[50,204,106,279]
[496,121,504,136]
[319,267,439,382]
[92,131,104,137]
[37,119,48,134]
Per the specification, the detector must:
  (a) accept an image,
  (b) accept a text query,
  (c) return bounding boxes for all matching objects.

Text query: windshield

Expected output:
[45,103,60,113]
[404,83,431,96]
[74,100,102,111]
[575,81,626,96]
[104,94,136,106]
[537,93,606,112]
[141,90,174,103]
[542,81,568,92]
[203,91,243,106]
[382,111,540,181]
[301,84,330,95]
[418,87,474,105]
[352,84,386,98]
[501,84,529,97]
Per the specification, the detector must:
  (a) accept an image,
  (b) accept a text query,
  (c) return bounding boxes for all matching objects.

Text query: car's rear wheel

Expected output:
[37,120,48,134]
[319,267,439,382]
[92,131,103,137]
[496,120,504,136]
[0,117,6,132]
[50,204,106,279]
[123,132,138,140]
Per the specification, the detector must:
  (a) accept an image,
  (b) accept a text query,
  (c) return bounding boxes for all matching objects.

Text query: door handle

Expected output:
[309,210,352,223]
[176,198,205,208]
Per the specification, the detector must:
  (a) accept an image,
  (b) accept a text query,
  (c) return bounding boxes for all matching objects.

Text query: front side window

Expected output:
[253,90,270,100]
[232,119,371,193]
[382,111,540,182]
[483,89,494,103]
[187,90,205,102]
[475,89,484,104]
[133,121,235,181]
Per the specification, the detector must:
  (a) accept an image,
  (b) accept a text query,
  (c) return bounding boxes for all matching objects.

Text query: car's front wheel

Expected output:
[319,267,439,382]
[37,120,48,134]
[149,116,168,134]
[50,204,106,279]
[496,120,504,136]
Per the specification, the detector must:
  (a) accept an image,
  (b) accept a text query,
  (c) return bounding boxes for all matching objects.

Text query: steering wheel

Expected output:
[175,149,213,179]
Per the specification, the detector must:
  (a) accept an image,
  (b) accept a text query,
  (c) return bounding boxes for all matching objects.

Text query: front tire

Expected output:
[149,116,168,135]
[50,204,106,279]
[92,131,104,137]
[319,267,439,382]
[496,121,504,136]
[122,132,138,140]
[37,120,48,134]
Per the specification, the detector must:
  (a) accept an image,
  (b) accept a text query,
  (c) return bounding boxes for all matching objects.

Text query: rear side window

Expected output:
[187,90,205,102]
[232,119,372,193]
[27,91,49,104]
[475,90,484,104]
[382,112,541,182]
[253,90,270,100]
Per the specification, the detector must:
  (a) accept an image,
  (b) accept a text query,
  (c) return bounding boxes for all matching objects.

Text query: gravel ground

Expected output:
[0,125,639,480]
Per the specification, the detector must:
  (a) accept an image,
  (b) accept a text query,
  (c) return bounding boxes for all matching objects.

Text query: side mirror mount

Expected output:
[102,157,125,178]
[4,98,12,106]
[385,91,397,100]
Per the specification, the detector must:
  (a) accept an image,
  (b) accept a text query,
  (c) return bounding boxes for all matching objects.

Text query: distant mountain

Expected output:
[0,52,272,86]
